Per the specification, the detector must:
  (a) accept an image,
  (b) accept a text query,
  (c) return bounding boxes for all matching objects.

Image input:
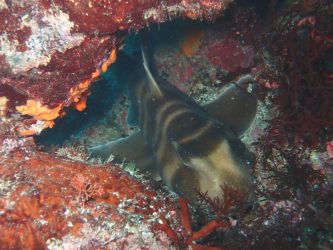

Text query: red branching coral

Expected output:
[155,198,231,249]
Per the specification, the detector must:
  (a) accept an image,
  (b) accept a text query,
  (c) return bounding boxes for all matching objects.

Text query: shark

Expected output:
[89,47,257,205]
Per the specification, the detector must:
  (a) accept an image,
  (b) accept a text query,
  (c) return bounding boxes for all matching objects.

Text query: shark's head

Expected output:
[158,121,255,207]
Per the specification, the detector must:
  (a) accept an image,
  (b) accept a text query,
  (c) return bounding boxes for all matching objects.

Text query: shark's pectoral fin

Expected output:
[88,132,145,162]
[89,131,157,174]
[203,75,257,136]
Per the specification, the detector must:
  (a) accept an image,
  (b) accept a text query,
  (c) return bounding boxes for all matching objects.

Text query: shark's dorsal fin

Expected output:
[203,75,257,135]
[141,46,163,98]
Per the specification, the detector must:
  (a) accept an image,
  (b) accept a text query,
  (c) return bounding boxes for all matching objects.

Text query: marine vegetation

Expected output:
[239,0,333,148]
[0,0,332,249]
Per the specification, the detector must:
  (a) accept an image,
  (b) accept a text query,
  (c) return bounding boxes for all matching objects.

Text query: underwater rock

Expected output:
[0,144,180,249]
[203,37,255,74]
[152,22,256,97]
[0,0,234,136]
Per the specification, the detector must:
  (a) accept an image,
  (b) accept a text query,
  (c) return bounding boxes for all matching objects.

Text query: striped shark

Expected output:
[89,48,257,204]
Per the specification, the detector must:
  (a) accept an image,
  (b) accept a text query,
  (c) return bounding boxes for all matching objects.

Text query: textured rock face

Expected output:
[0,2,234,248]
[0,146,178,249]
[0,0,233,136]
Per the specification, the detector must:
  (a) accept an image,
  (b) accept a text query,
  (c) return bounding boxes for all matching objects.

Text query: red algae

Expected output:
[0,0,233,135]
[0,149,179,249]
[204,38,254,73]
[0,4,33,44]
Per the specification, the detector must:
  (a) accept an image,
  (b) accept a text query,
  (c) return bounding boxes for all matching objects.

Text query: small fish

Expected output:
[90,47,257,204]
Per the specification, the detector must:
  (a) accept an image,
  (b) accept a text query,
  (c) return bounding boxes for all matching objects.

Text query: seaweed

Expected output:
[262,0,333,148]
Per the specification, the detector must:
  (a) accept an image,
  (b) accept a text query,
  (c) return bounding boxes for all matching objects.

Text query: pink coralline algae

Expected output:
[204,37,255,73]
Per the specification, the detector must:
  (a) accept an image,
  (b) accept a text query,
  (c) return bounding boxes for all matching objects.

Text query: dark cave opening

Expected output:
[34,19,228,147]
